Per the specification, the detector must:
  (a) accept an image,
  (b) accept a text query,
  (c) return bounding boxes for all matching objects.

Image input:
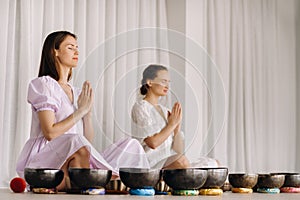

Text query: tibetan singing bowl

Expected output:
[271,173,300,187]
[228,173,258,188]
[162,168,208,190]
[68,168,112,189]
[105,179,128,191]
[200,167,228,188]
[119,168,161,189]
[24,168,64,189]
[257,174,285,188]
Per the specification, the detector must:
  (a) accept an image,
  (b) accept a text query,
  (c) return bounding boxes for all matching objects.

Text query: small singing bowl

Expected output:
[105,179,128,191]
[24,168,64,189]
[68,168,112,189]
[162,168,207,190]
[155,180,170,192]
[119,168,161,189]
[228,173,258,188]
[257,174,285,188]
[200,167,228,188]
[271,173,300,187]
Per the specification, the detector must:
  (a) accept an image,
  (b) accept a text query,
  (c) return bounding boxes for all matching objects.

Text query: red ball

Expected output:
[10,177,26,193]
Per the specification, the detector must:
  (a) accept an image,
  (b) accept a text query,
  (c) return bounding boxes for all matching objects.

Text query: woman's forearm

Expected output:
[38,109,86,141]
[144,123,176,149]
[83,114,94,143]
[174,123,181,135]
[172,131,184,154]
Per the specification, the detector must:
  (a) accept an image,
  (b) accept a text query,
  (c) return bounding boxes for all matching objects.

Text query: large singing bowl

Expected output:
[119,168,161,189]
[200,167,228,188]
[24,168,64,188]
[68,168,112,189]
[162,168,208,190]
[256,174,285,188]
[229,173,258,188]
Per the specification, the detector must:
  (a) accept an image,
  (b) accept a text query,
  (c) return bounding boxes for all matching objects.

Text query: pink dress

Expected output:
[16,76,149,178]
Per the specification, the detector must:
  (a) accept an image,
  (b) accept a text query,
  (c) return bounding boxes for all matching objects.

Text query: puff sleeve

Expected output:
[131,102,158,142]
[27,77,61,112]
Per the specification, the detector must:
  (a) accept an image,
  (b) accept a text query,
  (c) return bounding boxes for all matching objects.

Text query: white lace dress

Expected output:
[131,100,179,169]
[131,99,219,169]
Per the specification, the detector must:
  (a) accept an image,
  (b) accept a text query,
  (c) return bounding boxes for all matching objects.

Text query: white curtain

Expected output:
[0,0,299,188]
[185,0,299,173]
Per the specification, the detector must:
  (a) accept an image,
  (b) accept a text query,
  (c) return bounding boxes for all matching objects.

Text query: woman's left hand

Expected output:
[77,81,94,116]
[172,102,182,135]
[174,123,181,135]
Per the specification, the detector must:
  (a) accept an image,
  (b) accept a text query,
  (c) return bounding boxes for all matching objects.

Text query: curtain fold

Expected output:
[186,0,297,173]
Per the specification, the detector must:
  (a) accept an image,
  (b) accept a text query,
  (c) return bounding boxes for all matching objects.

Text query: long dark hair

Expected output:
[140,64,168,95]
[38,31,77,81]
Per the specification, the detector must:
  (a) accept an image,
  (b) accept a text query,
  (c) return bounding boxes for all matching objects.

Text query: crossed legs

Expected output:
[163,154,190,169]
[57,146,90,191]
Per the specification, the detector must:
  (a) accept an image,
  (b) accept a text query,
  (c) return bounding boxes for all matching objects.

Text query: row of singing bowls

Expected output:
[24,168,112,189]
[118,170,300,190]
[26,167,298,191]
[119,167,228,190]
[229,173,300,189]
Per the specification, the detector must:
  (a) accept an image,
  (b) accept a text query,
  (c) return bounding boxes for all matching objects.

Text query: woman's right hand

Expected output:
[77,81,94,116]
[167,102,182,127]
[144,102,182,149]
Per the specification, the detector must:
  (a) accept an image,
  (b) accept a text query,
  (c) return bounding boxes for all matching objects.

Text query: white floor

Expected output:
[1,189,300,200]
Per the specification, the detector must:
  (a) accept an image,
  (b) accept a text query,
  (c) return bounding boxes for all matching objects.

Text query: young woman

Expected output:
[16,31,149,191]
[131,65,190,169]
[131,64,219,169]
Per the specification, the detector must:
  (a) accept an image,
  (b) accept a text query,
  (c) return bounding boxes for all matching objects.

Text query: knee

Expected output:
[123,138,144,153]
[76,146,90,159]
[175,156,190,168]
[126,138,140,146]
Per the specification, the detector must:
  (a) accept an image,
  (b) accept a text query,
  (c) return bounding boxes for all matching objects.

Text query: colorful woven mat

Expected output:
[81,188,105,195]
[129,188,155,196]
[257,188,280,194]
[199,188,223,195]
[231,188,253,193]
[32,188,57,194]
[280,187,300,193]
[171,189,199,196]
